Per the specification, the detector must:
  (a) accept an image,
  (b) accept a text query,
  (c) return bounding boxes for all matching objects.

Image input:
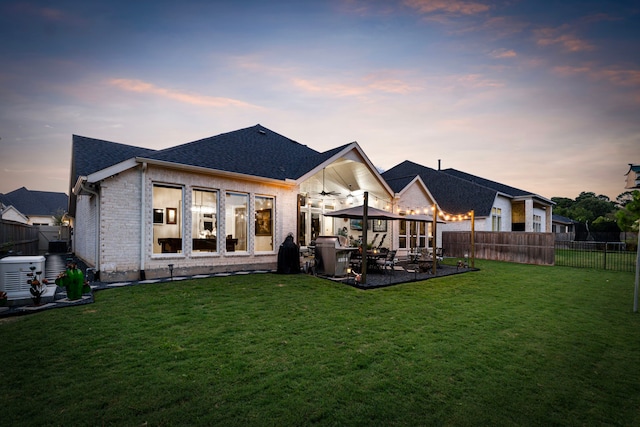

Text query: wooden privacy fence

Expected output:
[443,231,555,265]
[0,219,39,256]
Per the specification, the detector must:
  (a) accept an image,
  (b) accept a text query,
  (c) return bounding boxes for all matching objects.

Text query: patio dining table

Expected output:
[365,251,387,273]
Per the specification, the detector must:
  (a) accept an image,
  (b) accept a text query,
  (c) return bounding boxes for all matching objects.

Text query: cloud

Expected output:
[404,0,490,15]
[597,69,640,87]
[554,65,640,87]
[449,73,503,89]
[292,71,422,98]
[108,78,262,109]
[489,48,517,59]
[534,26,595,52]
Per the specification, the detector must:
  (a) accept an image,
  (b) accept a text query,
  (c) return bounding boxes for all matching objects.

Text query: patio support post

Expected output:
[471,210,475,269]
[633,228,639,313]
[432,205,437,275]
[361,192,369,285]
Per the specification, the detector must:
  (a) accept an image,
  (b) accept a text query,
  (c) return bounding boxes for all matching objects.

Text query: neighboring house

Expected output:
[69,124,394,282]
[0,204,29,224]
[0,187,68,225]
[625,164,640,190]
[382,160,554,256]
[552,214,577,234]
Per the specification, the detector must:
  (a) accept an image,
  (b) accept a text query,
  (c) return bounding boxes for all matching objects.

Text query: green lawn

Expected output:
[1,260,639,426]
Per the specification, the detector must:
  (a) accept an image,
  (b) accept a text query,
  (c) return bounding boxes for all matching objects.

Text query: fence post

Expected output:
[604,242,607,270]
[634,230,639,313]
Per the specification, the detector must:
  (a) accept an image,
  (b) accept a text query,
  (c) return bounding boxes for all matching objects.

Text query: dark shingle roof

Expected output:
[382,161,497,216]
[142,125,337,180]
[552,214,577,224]
[441,168,534,198]
[69,135,157,216]
[0,187,68,216]
[68,125,353,216]
[71,135,157,186]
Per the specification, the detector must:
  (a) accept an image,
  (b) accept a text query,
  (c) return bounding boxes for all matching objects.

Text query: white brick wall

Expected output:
[100,168,142,275]
[74,193,98,266]
[91,164,299,281]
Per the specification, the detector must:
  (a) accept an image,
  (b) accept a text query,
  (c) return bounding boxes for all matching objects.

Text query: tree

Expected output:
[616,191,636,208]
[558,192,616,224]
[550,197,574,218]
[616,190,640,232]
[52,208,66,226]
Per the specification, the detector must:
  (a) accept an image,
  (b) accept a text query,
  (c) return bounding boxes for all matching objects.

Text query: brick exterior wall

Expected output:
[73,193,98,266]
[87,164,298,282]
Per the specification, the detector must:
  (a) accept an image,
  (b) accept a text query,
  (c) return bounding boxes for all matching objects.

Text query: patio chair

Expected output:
[376,250,397,274]
[435,247,444,267]
[350,252,362,274]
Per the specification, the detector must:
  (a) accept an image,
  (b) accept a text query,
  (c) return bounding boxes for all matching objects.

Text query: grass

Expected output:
[1,260,639,426]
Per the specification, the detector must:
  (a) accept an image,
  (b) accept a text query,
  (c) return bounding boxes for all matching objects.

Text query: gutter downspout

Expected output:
[79,181,100,277]
[140,162,147,280]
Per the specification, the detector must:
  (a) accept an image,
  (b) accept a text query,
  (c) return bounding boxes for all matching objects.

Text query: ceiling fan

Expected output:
[316,168,341,197]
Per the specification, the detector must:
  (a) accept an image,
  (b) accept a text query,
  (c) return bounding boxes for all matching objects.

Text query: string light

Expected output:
[395,203,473,222]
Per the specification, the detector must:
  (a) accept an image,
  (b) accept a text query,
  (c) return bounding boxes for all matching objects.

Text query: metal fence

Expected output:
[555,241,637,272]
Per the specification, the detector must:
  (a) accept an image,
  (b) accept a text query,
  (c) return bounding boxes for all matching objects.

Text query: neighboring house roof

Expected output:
[0,187,68,217]
[382,161,497,216]
[0,204,29,224]
[552,214,577,225]
[624,163,640,189]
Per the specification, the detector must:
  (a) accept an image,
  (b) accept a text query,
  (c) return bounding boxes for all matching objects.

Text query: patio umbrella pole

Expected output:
[361,192,369,285]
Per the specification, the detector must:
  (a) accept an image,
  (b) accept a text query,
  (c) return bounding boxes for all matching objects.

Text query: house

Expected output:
[382,160,554,256]
[69,124,395,282]
[625,164,640,190]
[0,187,68,225]
[552,214,577,234]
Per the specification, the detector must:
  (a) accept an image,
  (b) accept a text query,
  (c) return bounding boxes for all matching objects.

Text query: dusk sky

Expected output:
[1,0,638,202]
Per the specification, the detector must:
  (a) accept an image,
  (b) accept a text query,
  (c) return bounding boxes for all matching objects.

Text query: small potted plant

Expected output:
[27,266,48,306]
[0,291,7,306]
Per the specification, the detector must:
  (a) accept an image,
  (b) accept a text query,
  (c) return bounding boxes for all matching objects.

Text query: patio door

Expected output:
[297,197,334,246]
[399,219,430,250]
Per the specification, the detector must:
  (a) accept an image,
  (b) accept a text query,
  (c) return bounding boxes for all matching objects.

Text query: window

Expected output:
[492,207,502,231]
[192,189,217,253]
[533,214,542,232]
[398,219,430,249]
[225,192,248,252]
[153,184,183,254]
[255,195,274,252]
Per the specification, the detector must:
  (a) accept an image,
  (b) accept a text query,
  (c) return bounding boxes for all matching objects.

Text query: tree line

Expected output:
[551,190,640,234]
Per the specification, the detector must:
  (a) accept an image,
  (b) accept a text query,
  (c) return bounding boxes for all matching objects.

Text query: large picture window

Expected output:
[192,189,218,253]
[255,195,274,252]
[225,192,248,252]
[153,184,183,254]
